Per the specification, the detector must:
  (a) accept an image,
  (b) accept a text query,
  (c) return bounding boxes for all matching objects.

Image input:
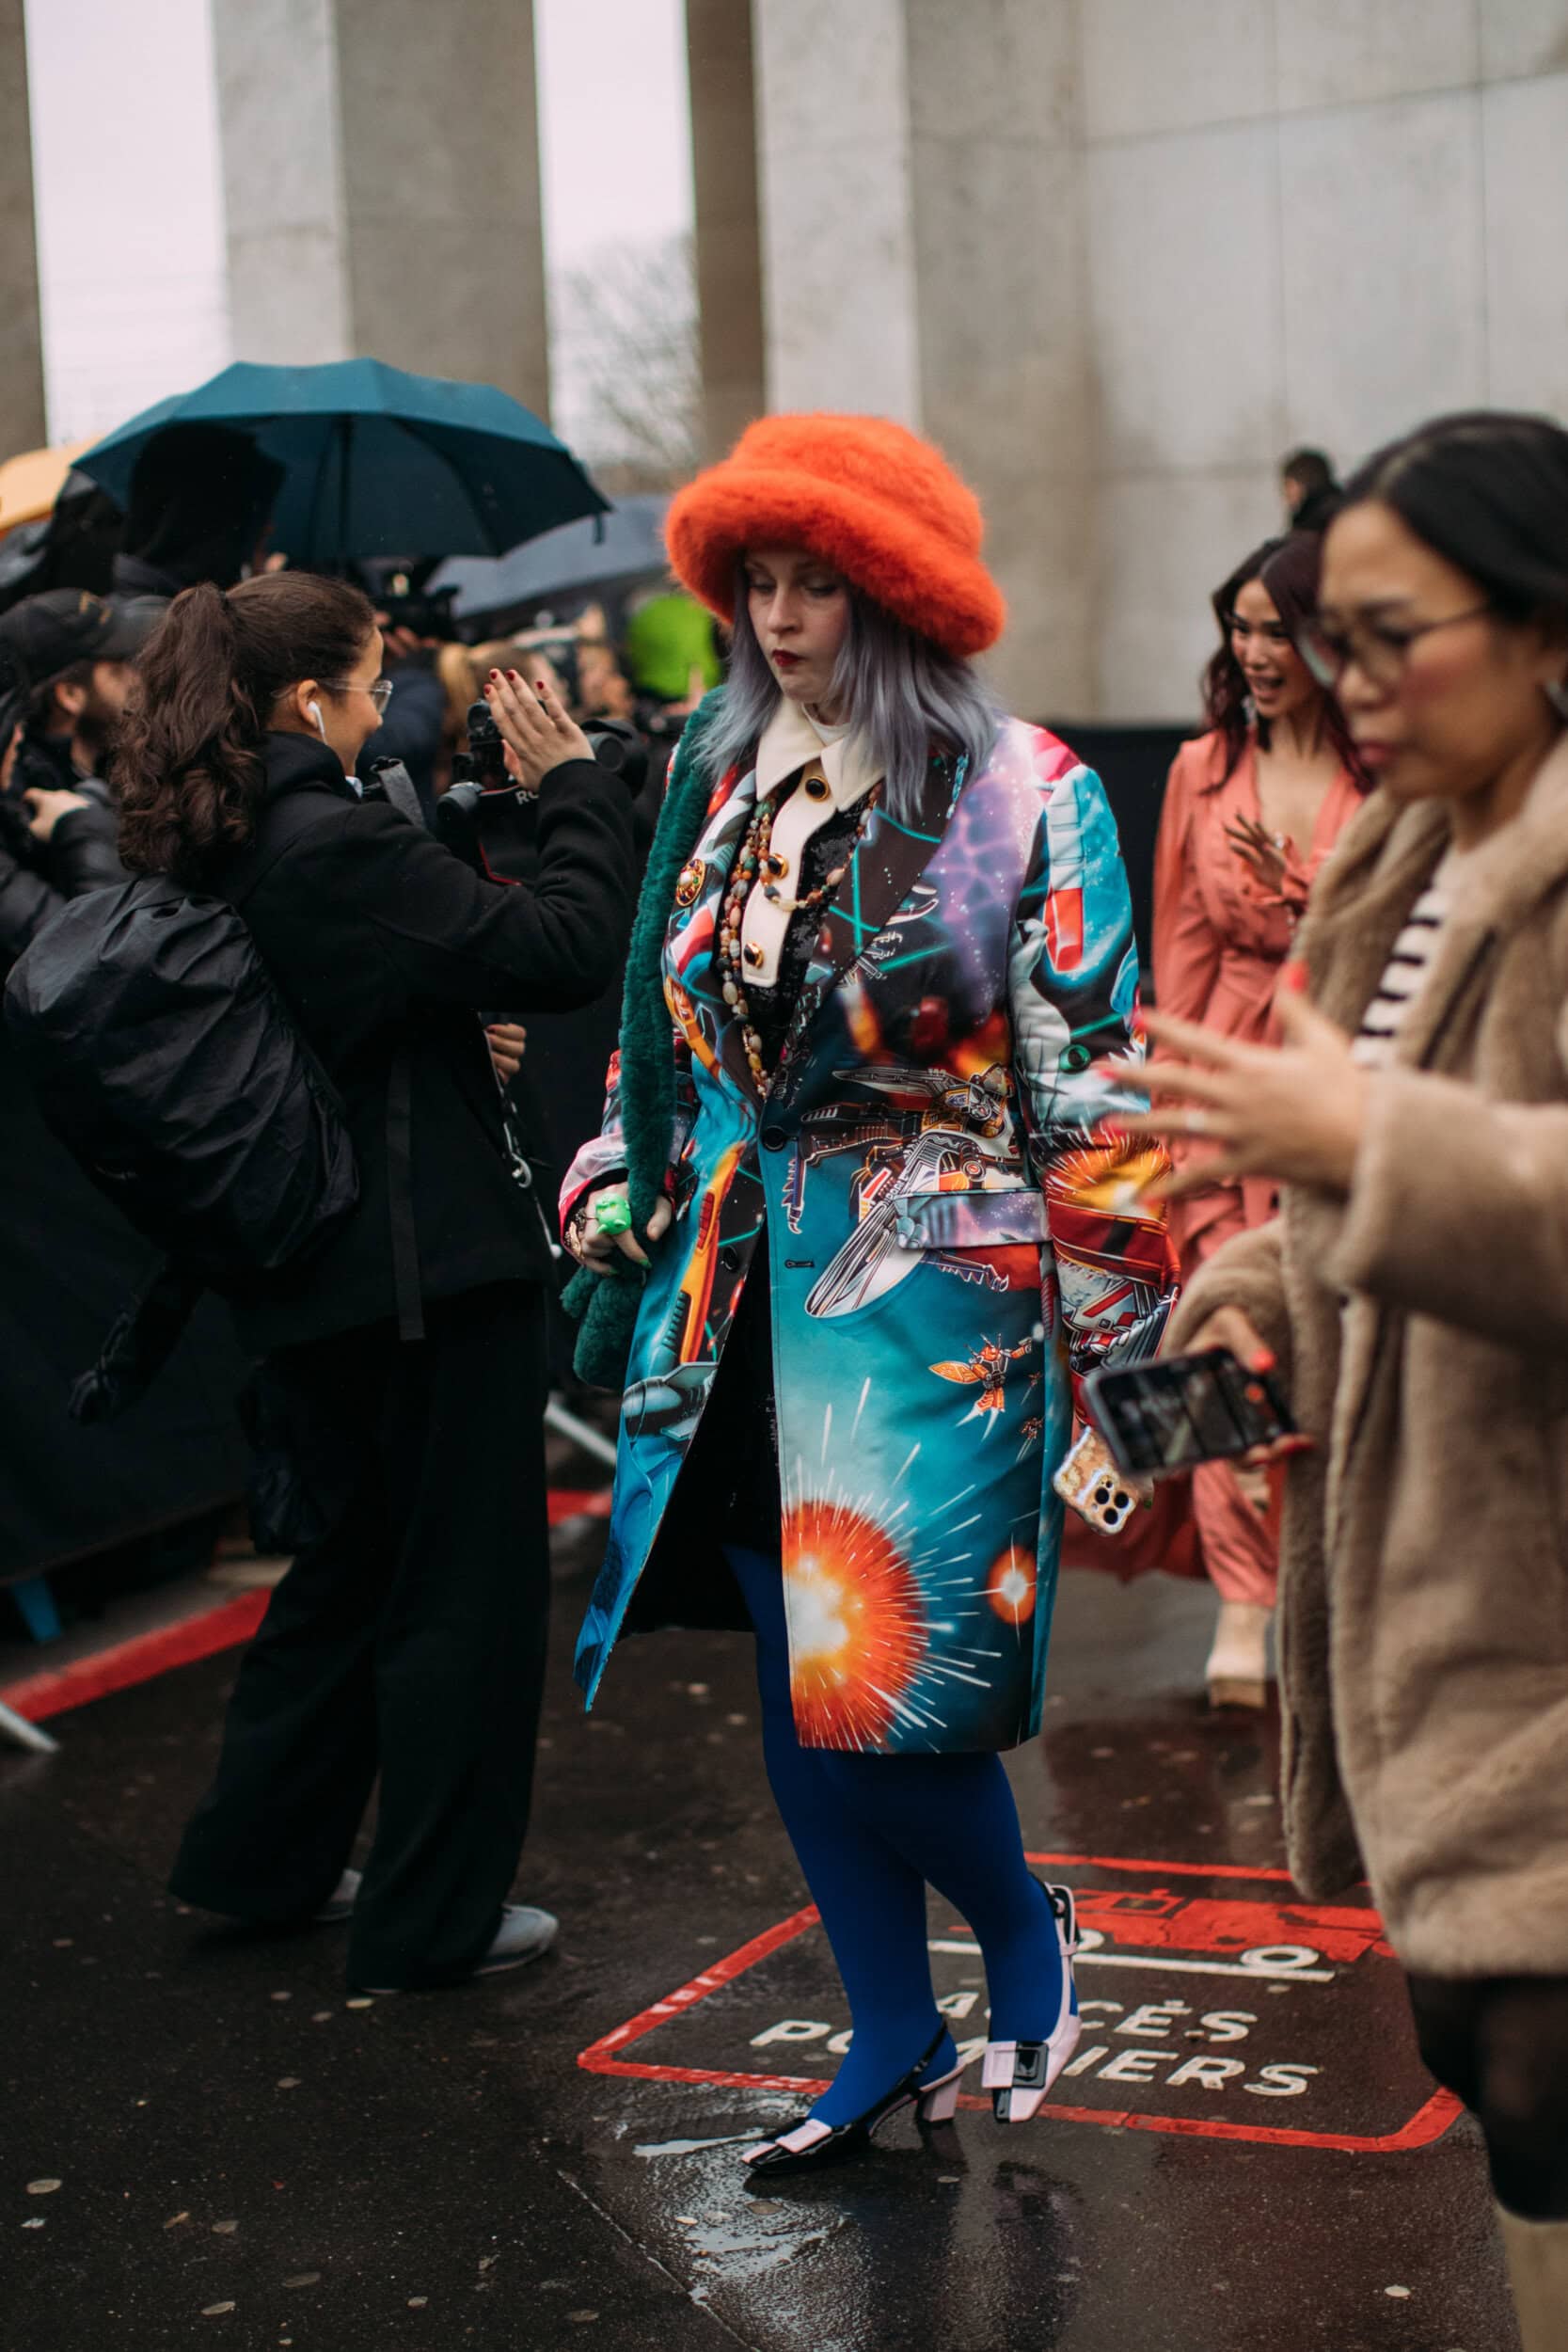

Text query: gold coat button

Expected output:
[743,941,765,969]
[804,773,830,801]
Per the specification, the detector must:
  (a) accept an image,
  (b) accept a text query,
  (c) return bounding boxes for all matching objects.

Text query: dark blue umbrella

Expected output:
[74,358,608,566]
[429,494,671,623]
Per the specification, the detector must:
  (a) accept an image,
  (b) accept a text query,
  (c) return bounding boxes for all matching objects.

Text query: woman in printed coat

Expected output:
[561,415,1173,2176]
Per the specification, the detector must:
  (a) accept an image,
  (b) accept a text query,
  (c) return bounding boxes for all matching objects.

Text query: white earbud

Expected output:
[307,699,325,739]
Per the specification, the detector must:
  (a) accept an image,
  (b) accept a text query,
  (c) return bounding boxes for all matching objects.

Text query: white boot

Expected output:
[1205,1600,1273,1709]
[1497,2204,1568,2352]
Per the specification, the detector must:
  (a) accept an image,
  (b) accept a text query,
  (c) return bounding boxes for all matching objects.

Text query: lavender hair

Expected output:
[701,565,1002,821]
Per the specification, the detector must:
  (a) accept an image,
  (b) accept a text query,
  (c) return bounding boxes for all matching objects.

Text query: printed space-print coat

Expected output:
[562,714,1175,1755]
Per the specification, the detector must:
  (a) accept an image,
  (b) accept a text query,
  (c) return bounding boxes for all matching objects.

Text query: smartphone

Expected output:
[1084,1348,1293,1479]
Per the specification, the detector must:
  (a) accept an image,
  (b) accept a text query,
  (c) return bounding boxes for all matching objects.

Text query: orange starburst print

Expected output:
[986,1541,1037,1628]
[782,1498,927,1749]
[1047,1139,1166,1216]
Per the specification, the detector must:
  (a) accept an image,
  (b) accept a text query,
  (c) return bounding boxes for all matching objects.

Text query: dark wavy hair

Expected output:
[1199,531,1365,787]
[117,573,377,884]
[1341,409,1568,634]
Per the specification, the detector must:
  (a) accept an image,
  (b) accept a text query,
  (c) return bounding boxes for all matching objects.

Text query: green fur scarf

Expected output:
[560,688,729,1389]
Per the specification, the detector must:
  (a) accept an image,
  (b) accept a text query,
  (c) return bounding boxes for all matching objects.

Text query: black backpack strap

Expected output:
[386,1049,423,1343]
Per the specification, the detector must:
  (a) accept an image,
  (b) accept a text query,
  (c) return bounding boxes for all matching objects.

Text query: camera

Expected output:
[435,699,649,870]
[368,564,461,644]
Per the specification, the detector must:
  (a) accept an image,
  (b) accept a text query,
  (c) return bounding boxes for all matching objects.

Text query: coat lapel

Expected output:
[771,750,965,1093]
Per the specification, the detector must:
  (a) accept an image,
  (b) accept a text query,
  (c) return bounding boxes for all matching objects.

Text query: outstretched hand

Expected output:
[1098,977,1368,1202]
[483,667,595,794]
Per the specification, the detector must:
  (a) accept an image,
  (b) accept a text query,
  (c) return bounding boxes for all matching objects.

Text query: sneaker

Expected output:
[356,1903,559,1994]
[472,1903,559,1977]
[314,1867,361,1924]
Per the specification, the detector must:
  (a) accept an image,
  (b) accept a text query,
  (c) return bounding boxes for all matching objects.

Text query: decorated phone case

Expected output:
[1053,1423,1146,1535]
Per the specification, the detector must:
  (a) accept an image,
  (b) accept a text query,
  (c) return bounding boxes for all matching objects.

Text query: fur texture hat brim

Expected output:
[666,416,1005,660]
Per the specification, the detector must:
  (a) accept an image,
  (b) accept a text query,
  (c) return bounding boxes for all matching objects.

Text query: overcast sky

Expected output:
[23,0,692,444]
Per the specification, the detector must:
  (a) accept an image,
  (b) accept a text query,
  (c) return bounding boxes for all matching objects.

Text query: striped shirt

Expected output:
[1351,866,1453,1070]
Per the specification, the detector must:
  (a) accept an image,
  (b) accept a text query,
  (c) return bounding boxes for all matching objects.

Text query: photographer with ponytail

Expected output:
[119,571,636,1993]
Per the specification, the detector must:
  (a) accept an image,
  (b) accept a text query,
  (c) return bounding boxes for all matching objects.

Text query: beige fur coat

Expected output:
[1168,736,1568,1978]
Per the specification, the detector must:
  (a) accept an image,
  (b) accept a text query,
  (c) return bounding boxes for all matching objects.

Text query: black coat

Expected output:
[218,732,635,1354]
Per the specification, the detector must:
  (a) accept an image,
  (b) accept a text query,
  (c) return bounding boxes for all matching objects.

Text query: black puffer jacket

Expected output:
[215,733,636,1354]
[0,775,125,974]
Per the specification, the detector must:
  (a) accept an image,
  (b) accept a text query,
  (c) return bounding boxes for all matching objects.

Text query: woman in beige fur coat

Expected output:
[1106,412,1568,2350]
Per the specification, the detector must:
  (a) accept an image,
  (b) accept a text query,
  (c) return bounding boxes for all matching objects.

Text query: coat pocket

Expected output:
[892,1186,1049,1253]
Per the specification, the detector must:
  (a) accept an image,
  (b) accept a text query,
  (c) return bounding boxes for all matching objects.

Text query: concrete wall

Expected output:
[0,0,47,457]
[749,0,1091,718]
[1080,0,1568,719]
[211,0,550,418]
[734,0,1568,723]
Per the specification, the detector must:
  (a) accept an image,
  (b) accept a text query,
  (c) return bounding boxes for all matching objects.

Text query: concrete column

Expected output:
[685,0,766,460]
[905,0,1091,720]
[211,0,550,417]
[0,0,48,454]
[747,0,1091,717]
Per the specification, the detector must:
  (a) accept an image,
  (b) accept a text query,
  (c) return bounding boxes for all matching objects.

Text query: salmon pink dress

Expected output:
[1152,729,1363,1605]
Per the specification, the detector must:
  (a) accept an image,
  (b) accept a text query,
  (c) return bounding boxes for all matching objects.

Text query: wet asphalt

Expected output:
[3,1516,1519,2352]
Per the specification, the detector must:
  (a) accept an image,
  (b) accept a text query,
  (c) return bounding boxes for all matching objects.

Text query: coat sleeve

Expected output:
[45,798,125,898]
[1164,1216,1292,1387]
[1151,744,1223,1022]
[0,837,63,972]
[1327,1045,1568,1352]
[284,756,637,1017]
[558,995,699,1232]
[558,696,724,1232]
[1009,760,1178,1406]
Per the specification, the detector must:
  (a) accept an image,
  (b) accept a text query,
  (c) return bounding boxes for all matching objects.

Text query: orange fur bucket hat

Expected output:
[664,413,1006,660]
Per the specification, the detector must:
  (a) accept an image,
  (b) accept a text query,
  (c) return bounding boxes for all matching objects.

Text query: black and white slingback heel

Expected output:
[982,1879,1082,2123]
[741,2025,969,2180]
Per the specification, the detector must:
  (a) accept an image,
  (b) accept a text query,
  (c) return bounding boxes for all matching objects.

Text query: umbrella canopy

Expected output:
[74,358,608,567]
[0,440,94,535]
[430,494,670,624]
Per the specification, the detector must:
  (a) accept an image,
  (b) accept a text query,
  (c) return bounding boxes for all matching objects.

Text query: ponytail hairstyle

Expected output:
[1200,531,1366,788]
[117,572,377,884]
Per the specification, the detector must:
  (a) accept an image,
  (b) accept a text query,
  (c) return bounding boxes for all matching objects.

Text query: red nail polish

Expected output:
[1281,961,1308,994]
[488,668,500,679]
[1251,1348,1276,1374]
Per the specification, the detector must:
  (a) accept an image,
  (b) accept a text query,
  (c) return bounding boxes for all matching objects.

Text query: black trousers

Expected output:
[1407,1971,1568,2220]
[170,1281,550,1989]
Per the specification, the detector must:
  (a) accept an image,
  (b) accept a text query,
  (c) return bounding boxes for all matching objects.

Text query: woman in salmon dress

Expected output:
[1153,532,1365,1706]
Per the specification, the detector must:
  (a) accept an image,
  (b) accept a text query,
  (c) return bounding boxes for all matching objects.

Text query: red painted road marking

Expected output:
[547,1488,612,1526]
[1,1591,269,1724]
[2,1486,611,1724]
[577,1853,1465,2156]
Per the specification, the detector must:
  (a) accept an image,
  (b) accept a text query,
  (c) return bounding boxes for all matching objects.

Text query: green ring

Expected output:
[594,1196,633,1236]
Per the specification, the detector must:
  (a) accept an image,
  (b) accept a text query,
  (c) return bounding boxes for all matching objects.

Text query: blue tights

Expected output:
[725,1544,1063,2129]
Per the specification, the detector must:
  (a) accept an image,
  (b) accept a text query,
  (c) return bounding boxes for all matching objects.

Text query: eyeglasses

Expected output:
[324,677,395,713]
[1300,604,1493,691]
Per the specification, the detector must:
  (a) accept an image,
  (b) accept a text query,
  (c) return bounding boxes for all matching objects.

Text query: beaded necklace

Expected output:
[718,777,882,1088]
